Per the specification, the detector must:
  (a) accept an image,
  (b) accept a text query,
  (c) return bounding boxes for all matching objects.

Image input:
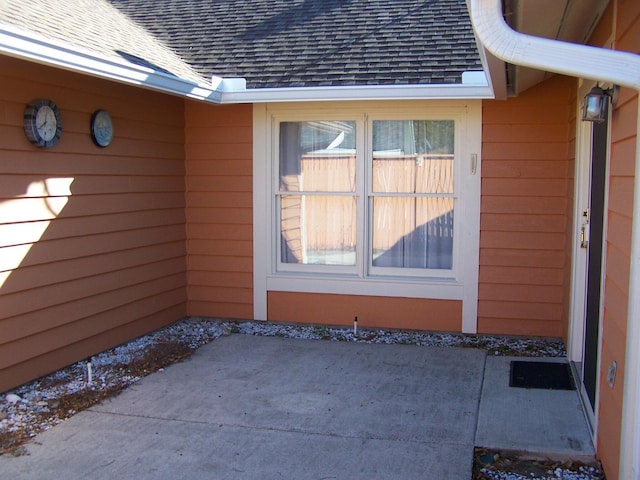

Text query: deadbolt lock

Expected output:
[580,225,589,249]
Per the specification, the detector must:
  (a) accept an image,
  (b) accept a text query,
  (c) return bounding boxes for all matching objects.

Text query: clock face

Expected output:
[91,109,113,147]
[35,106,57,141]
[24,99,62,148]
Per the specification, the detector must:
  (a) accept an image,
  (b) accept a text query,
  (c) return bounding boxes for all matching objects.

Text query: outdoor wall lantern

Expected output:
[581,84,619,123]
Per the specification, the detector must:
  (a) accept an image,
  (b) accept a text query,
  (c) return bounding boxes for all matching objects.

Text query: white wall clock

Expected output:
[90,109,113,147]
[24,99,62,148]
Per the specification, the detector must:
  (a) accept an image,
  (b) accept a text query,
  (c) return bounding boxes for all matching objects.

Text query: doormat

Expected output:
[509,361,576,390]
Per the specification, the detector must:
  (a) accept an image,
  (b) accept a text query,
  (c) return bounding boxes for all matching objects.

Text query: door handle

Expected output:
[580,225,589,249]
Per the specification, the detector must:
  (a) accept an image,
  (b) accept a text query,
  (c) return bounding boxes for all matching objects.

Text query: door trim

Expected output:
[568,79,611,440]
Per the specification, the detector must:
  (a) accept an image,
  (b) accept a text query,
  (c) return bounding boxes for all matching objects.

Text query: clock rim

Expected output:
[24,99,62,148]
[90,109,113,147]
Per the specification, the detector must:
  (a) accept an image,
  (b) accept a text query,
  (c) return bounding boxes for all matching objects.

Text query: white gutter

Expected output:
[467,1,640,478]
[221,74,493,103]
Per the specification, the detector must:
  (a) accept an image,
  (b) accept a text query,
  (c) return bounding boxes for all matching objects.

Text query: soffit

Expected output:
[504,0,610,95]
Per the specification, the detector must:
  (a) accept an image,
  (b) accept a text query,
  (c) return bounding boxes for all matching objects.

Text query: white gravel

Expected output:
[480,466,605,480]
[0,317,603,478]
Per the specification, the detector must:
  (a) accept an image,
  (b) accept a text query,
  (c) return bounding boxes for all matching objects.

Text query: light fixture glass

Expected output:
[582,86,609,123]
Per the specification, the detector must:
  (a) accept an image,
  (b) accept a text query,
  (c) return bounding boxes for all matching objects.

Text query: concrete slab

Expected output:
[0,411,473,479]
[475,356,595,458]
[0,335,486,480]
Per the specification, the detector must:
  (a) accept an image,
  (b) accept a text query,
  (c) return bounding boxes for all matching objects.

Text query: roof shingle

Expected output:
[108,0,483,88]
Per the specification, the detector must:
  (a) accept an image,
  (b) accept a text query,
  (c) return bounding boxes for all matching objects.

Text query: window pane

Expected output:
[281,195,356,266]
[280,121,356,192]
[372,197,453,269]
[372,120,454,194]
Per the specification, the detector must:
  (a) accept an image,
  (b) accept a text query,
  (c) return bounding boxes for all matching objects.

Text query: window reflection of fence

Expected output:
[280,154,356,264]
[280,153,454,267]
[372,154,454,194]
[372,154,454,269]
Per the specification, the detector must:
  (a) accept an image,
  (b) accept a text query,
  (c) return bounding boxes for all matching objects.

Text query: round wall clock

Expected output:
[23,99,62,148]
[90,109,114,147]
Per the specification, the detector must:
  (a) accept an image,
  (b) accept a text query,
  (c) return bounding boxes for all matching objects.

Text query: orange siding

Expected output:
[268,292,462,331]
[0,57,188,392]
[562,92,577,343]
[595,1,640,476]
[184,102,253,319]
[479,76,574,337]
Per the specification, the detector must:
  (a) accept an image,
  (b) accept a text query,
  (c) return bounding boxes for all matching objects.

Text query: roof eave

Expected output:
[219,72,493,103]
[1,22,493,104]
[0,23,223,103]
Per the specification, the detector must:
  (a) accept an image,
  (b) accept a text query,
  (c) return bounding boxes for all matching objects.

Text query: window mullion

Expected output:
[356,114,368,279]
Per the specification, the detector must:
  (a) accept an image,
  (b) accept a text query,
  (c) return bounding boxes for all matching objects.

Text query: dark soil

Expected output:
[473,448,606,479]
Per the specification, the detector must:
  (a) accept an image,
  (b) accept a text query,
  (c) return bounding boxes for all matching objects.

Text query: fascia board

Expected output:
[218,82,494,104]
[0,23,222,102]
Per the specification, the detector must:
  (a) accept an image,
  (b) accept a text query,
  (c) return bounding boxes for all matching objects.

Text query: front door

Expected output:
[582,118,608,410]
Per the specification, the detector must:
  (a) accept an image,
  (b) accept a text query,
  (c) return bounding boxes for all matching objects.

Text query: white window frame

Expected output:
[254,101,481,333]
[274,114,364,276]
[366,114,461,280]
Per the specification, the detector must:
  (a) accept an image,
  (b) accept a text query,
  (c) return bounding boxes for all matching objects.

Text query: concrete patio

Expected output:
[0,334,594,479]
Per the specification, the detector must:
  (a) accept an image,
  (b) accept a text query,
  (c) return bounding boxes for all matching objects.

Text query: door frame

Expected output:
[568,78,611,439]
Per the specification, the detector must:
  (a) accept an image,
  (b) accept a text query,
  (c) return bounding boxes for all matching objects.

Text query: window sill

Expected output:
[266,274,463,300]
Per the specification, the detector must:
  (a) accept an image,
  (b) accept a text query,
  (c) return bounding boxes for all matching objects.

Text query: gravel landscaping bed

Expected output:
[1,317,604,478]
[473,449,605,480]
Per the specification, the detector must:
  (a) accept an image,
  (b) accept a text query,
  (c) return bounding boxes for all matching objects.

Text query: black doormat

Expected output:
[509,361,576,390]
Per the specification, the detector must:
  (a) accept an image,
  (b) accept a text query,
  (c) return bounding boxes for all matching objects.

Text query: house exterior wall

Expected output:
[479,75,574,337]
[184,101,254,319]
[188,88,580,340]
[268,292,462,331]
[563,94,577,343]
[0,56,188,392]
[596,1,640,477]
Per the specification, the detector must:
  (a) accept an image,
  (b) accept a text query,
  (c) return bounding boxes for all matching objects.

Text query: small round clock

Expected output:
[24,99,62,148]
[90,109,114,147]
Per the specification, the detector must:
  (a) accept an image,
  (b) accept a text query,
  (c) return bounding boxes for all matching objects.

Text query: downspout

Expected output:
[467,0,640,89]
[467,1,640,478]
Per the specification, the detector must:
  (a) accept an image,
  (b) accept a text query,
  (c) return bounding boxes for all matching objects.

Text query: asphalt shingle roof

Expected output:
[0,0,207,84]
[109,0,482,88]
[2,0,482,89]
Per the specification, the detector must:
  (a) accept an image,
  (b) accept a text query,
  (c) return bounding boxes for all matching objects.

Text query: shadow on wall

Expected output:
[0,176,74,289]
[0,162,187,392]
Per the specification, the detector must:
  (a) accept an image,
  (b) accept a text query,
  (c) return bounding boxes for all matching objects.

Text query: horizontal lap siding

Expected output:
[185,102,253,319]
[268,292,462,332]
[563,97,576,343]
[596,1,640,476]
[0,57,187,392]
[479,76,574,337]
